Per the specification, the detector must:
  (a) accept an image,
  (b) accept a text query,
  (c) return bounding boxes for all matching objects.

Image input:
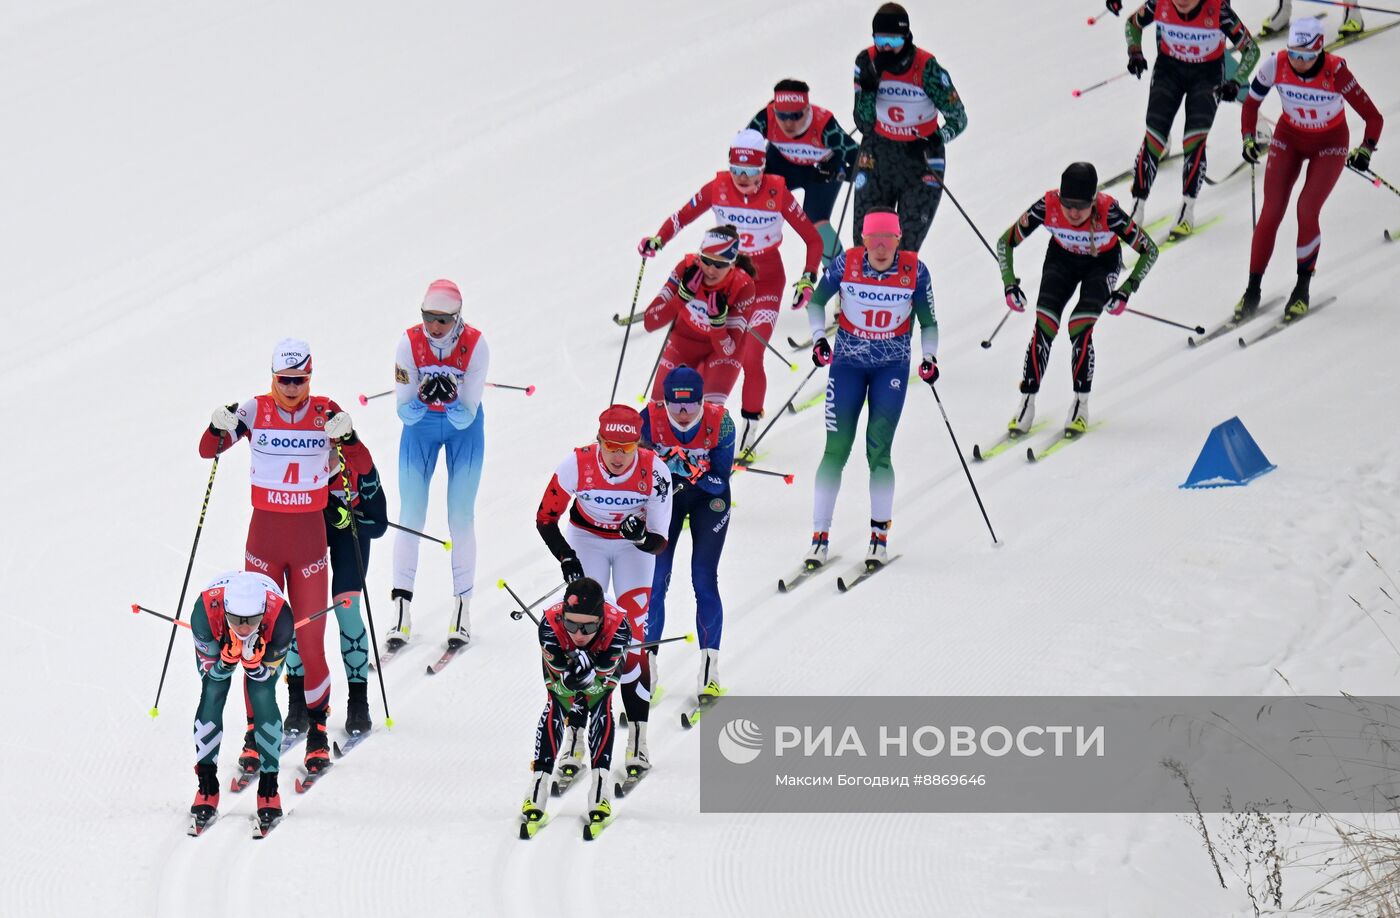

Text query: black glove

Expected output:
[740,408,762,422]
[437,375,458,403]
[562,649,596,691]
[917,358,939,387]
[1105,0,1123,14]
[1347,145,1374,173]
[419,375,442,404]
[812,337,833,367]
[814,156,841,182]
[618,514,647,544]
[566,695,589,728]
[325,494,352,530]
[677,264,703,303]
[855,52,880,93]
[1127,46,1148,79]
[1216,80,1242,103]
[560,553,585,583]
[1242,135,1263,165]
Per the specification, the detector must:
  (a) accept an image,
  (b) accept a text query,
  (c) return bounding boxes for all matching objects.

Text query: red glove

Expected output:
[218,635,242,670]
[638,235,662,258]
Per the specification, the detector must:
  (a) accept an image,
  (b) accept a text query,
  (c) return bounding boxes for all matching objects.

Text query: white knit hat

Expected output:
[422,279,463,315]
[270,337,312,374]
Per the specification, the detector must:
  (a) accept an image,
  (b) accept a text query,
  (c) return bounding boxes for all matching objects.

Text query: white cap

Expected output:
[271,337,312,374]
[225,575,269,618]
[422,279,463,315]
[730,128,767,155]
[1288,17,1326,52]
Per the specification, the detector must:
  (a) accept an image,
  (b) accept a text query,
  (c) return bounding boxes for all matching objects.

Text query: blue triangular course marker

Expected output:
[1180,416,1277,489]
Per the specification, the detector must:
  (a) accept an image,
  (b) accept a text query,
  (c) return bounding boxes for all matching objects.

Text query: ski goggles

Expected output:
[599,438,638,454]
[226,612,264,629]
[1286,47,1320,63]
[1060,198,1093,211]
[563,617,601,635]
[421,311,456,326]
[873,34,906,51]
[774,108,806,122]
[729,165,763,179]
[275,375,309,387]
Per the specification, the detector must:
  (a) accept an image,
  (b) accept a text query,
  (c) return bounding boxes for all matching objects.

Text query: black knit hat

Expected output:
[1059,162,1098,203]
[563,578,605,617]
[872,2,911,37]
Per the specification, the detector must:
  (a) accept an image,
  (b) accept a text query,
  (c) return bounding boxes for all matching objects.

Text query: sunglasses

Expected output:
[729,165,763,179]
[600,438,639,454]
[873,34,906,50]
[227,613,263,627]
[774,109,806,122]
[275,375,309,386]
[699,254,735,269]
[1287,48,1320,62]
[666,399,701,413]
[421,311,456,325]
[563,617,601,635]
[1061,199,1093,211]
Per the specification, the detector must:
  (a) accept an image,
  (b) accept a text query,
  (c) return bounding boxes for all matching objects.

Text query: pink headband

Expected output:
[862,212,901,237]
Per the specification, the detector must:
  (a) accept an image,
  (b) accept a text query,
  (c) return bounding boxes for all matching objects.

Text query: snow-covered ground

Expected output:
[3,1,1398,914]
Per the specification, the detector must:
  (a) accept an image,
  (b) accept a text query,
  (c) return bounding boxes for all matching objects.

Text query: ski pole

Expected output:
[1299,0,1399,15]
[980,310,1014,350]
[385,520,451,549]
[1124,307,1206,334]
[826,179,854,261]
[1349,165,1400,198]
[929,386,999,546]
[939,181,999,263]
[1086,7,1113,26]
[637,319,674,405]
[1071,71,1131,98]
[132,600,348,631]
[360,382,536,406]
[609,257,650,405]
[149,436,222,718]
[732,464,795,484]
[500,578,566,624]
[738,365,821,465]
[338,445,394,729]
[747,327,798,371]
[627,633,696,652]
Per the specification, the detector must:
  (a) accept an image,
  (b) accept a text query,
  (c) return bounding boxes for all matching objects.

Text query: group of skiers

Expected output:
[171,0,1386,839]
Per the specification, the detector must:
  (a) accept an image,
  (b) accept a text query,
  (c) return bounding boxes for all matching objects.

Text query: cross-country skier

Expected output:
[1257,0,1364,38]
[642,226,755,406]
[323,460,387,736]
[1112,0,1259,238]
[803,208,937,569]
[638,129,824,451]
[202,338,371,778]
[851,2,968,253]
[385,279,489,651]
[520,578,631,839]
[1234,17,1383,322]
[997,163,1159,435]
[535,406,672,781]
[640,367,735,716]
[745,78,861,263]
[188,571,294,835]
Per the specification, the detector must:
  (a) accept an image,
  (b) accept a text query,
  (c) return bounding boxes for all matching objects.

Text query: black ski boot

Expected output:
[189,763,220,835]
[345,681,371,736]
[238,721,259,775]
[1284,271,1312,322]
[284,674,309,737]
[305,704,332,774]
[254,771,282,835]
[1233,273,1264,322]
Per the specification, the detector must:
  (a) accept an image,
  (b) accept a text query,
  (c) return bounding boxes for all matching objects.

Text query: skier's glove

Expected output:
[1105,0,1123,14]
[706,293,728,328]
[1347,145,1374,173]
[918,357,939,387]
[419,374,441,404]
[618,514,647,545]
[218,635,242,672]
[638,235,663,258]
[812,337,833,367]
[210,403,240,434]
[790,271,817,309]
[1242,135,1263,165]
[324,410,356,443]
[1215,80,1243,103]
[676,264,702,303]
[1127,45,1148,78]
[436,375,458,404]
[814,155,842,182]
[241,638,269,677]
[566,695,589,728]
[1005,283,1027,312]
[560,552,585,584]
[563,649,596,691]
[1107,280,1134,316]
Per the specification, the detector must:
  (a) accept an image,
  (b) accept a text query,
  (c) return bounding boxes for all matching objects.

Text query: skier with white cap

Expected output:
[200,340,371,781]
[384,279,490,654]
[639,129,825,452]
[187,570,295,836]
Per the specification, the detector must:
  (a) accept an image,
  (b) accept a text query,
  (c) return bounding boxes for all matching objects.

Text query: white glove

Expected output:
[210,404,239,433]
[324,411,354,440]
